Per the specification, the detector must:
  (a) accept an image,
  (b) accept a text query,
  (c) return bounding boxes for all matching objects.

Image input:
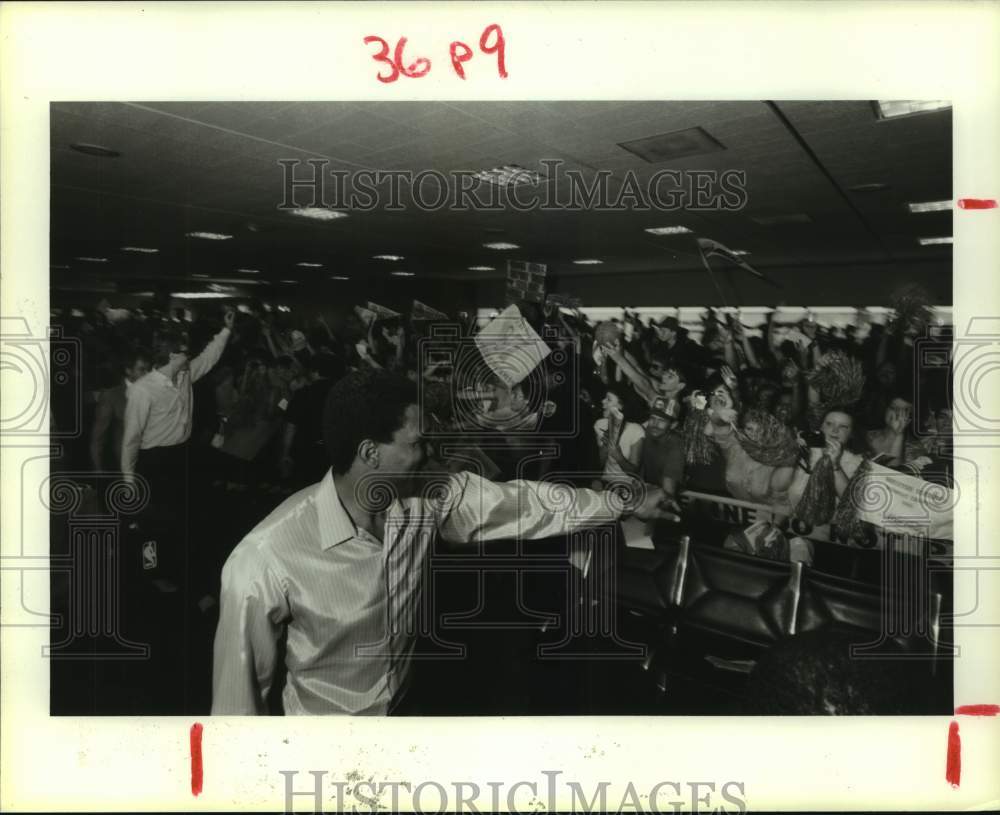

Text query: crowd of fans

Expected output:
[53,292,954,555]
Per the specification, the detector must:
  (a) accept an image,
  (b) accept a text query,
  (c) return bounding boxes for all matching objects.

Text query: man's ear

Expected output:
[357,439,380,468]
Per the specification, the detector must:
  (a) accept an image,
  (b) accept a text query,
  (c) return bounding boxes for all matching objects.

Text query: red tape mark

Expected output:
[957,198,998,210]
[955,704,1000,717]
[945,720,961,788]
[190,722,204,796]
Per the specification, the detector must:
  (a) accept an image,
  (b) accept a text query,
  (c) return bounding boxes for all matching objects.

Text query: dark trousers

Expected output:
[136,443,190,583]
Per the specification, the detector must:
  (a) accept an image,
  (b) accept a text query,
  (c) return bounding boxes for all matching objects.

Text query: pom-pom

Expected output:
[889,283,934,337]
[681,407,716,465]
[736,409,800,467]
[807,351,865,420]
[794,454,837,526]
[832,458,872,545]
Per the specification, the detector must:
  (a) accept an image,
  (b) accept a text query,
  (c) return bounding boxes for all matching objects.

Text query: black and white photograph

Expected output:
[46,98,955,719]
[2,3,999,813]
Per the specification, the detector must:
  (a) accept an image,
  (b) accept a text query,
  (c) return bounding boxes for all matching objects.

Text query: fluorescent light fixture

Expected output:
[279,279,299,284]
[236,268,261,274]
[296,262,323,268]
[875,100,951,120]
[483,242,520,250]
[390,271,415,277]
[373,254,404,261]
[75,256,108,262]
[120,246,159,254]
[908,200,953,213]
[848,182,890,193]
[192,274,210,278]
[468,266,496,272]
[330,276,351,281]
[171,292,231,299]
[644,226,692,236]
[186,231,233,240]
[730,249,751,256]
[69,142,120,158]
[572,259,604,265]
[471,164,543,188]
[288,207,348,221]
[918,236,953,246]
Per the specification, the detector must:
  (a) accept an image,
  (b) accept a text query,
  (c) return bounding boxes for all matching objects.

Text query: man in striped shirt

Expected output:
[212,368,678,715]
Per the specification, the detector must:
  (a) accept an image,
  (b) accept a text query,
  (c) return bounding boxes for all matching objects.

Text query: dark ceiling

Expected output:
[49,100,952,295]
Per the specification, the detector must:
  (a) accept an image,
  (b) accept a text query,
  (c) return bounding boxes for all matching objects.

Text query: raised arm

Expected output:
[189,311,234,382]
[603,344,656,403]
[433,471,676,545]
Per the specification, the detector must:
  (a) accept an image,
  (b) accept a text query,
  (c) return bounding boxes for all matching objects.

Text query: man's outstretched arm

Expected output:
[433,471,678,545]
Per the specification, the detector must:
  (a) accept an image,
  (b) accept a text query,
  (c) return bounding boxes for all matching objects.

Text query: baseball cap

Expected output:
[655,316,680,331]
[650,396,681,420]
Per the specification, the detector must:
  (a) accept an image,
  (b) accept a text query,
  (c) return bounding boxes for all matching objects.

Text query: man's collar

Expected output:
[315,469,359,550]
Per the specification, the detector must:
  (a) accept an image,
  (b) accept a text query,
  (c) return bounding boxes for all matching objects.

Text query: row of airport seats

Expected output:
[615,531,951,712]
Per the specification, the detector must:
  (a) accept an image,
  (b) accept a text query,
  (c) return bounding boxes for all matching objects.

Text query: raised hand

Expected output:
[823,437,843,464]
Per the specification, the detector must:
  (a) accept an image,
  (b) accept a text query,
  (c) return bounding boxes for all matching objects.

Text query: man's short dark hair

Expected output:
[123,346,151,372]
[151,332,187,368]
[323,368,418,474]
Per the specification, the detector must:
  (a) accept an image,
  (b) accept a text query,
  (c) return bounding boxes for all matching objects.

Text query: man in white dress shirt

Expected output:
[212,367,677,715]
[122,310,234,580]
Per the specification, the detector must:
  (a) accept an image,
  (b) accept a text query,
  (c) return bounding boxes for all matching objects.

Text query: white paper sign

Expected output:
[473,304,551,388]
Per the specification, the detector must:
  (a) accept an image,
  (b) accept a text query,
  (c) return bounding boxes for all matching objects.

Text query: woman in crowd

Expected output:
[784,406,866,536]
[593,383,645,487]
[866,394,932,474]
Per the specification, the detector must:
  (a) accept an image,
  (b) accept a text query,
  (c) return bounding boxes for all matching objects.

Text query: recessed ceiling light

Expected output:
[468,266,496,272]
[288,207,348,222]
[483,242,520,250]
[918,236,953,246]
[373,254,404,261]
[908,200,952,213]
[875,101,951,120]
[296,262,323,268]
[572,259,604,265]
[236,268,261,274]
[69,142,121,158]
[390,271,415,277]
[171,292,231,299]
[120,246,159,254]
[644,226,692,236]
[472,164,543,188]
[330,276,350,281]
[75,256,108,263]
[186,231,233,240]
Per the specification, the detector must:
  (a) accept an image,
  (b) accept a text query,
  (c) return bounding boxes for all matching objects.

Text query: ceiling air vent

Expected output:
[617,127,725,163]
